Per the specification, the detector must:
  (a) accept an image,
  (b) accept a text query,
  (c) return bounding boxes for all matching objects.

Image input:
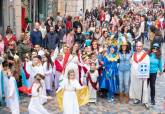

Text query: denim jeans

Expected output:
[118,70,130,94]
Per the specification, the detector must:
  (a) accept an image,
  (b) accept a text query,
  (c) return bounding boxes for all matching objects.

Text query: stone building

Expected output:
[57,0,105,16]
[0,0,104,39]
[0,0,58,39]
[0,0,21,40]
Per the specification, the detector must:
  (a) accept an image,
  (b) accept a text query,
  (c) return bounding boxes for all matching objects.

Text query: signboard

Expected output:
[137,63,149,78]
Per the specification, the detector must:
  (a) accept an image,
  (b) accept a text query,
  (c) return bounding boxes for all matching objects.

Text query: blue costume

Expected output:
[105,53,119,100]
[0,71,5,104]
[100,46,119,101]
[20,68,29,87]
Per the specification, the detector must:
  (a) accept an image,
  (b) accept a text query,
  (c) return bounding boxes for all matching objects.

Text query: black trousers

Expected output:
[148,73,157,101]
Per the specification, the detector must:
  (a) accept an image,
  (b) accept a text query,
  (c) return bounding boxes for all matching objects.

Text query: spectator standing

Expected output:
[45,26,59,50]
[17,33,31,61]
[148,43,164,105]
[4,28,16,47]
[30,22,43,47]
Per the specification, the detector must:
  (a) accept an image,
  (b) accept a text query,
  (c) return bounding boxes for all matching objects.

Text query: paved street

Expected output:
[0,41,165,114]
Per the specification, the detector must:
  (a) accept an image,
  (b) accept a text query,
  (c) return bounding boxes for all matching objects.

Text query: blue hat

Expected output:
[152,43,160,48]
[109,45,118,53]
[84,32,90,36]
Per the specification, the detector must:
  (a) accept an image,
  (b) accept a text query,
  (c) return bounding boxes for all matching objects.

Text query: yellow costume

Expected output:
[56,85,89,111]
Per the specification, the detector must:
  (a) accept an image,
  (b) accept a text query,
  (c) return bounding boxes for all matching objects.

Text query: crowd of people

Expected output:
[0,1,165,114]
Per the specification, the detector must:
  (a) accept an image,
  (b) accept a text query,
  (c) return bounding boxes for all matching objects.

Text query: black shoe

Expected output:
[151,100,155,105]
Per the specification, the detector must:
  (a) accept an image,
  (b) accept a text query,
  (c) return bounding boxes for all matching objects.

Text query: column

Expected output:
[14,0,21,40]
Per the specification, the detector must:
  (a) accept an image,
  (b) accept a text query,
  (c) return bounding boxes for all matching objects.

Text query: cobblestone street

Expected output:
[0,41,165,114]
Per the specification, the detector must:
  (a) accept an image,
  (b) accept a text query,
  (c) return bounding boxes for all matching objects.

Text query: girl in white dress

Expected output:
[57,69,83,114]
[30,56,47,104]
[28,73,52,114]
[5,68,20,114]
[43,53,53,95]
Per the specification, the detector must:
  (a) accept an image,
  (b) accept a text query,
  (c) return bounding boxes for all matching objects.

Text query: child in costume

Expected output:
[54,53,63,90]
[0,61,10,107]
[23,53,32,87]
[5,68,20,114]
[87,62,99,103]
[30,56,47,104]
[79,55,90,85]
[57,69,86,114]
[84,32,92,47]
[43,53,53,95]
[104,45,119,102]
[29,55,44,86]
[91,53,99,69]
[28,74,52,114]
[98,45,108,98]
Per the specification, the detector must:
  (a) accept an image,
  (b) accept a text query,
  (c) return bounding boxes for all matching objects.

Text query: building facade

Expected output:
[0,0,58,39]
[0,0,104,39]
[0,0,21,40]
[57,0,105,16]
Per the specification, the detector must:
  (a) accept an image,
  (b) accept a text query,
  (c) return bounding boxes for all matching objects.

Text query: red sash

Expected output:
[87,72,98,90]
[63,50,81,71]
[133,52,147,63]
[54,60,63,73]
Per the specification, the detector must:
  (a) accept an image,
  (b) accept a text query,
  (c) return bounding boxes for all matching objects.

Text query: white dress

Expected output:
[8,77,20,114]
[64,55,79,81]
[29,64,44,86]
[88,70,98,103]
[29,65,44,87]
[28,83,50,114]
[59,79,82,114]
[129,51,150,103]
[29,64,47,104]
[43,62,53,91]
[3,74,9,107]
[25,61,32,75]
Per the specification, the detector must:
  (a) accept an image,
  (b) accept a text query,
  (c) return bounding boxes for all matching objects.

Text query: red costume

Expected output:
[4,35,16,46]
